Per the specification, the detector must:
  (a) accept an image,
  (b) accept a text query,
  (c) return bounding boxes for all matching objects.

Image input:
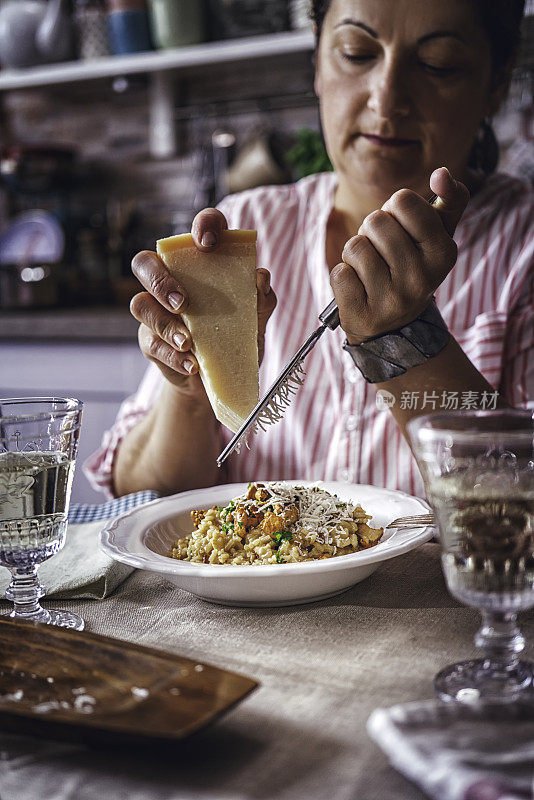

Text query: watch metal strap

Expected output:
[342,299,450,383]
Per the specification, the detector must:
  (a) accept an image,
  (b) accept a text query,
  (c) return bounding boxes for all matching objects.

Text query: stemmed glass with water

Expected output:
[408,409,534,704]
[0,397,84,630]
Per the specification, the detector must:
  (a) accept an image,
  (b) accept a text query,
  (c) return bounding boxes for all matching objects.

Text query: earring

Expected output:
[473,116,499,175]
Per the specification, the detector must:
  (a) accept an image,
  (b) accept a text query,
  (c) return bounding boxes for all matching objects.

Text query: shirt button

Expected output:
[338,468,354,482]
[346,415,358,431]
[346,370,358,384]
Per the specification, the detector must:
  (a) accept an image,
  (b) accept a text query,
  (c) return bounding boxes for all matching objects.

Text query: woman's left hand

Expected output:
[330,167,470,345]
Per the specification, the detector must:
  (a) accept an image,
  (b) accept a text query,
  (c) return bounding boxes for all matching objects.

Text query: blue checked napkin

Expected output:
[67,490,159,524]
[367,699,534,800]
[0,491,159,601]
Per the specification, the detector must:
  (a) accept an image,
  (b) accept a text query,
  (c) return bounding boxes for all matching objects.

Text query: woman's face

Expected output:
[315,0,496,206]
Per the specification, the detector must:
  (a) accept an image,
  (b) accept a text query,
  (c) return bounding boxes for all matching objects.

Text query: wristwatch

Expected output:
[342,298,450,383]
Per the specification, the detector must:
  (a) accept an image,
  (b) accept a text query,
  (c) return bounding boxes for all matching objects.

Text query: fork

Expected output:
[384,513,435,531]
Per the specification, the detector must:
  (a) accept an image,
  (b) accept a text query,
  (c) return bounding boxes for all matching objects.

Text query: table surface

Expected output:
[1,542,533,800]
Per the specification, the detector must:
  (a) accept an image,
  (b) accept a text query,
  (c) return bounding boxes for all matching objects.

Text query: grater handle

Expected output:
[318,298,340,329]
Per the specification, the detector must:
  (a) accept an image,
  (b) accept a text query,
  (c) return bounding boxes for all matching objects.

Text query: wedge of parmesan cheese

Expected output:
[157,229,258,433]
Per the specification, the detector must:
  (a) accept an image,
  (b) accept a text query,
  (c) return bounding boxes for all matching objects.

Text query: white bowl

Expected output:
[100,482,433,607]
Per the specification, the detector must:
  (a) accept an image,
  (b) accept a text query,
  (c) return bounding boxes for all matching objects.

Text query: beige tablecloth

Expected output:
[0,543,533,800]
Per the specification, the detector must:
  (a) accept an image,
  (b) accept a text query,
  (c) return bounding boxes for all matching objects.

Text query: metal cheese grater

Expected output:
[217,299,340,466]
[216,194,441,467]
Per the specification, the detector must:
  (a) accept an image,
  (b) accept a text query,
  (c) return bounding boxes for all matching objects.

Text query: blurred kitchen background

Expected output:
[0,0,532,501]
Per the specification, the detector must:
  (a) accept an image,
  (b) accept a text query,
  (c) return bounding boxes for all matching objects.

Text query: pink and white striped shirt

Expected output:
[84,172,534,500]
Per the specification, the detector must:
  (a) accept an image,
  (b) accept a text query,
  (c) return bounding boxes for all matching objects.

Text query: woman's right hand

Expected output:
[129,208,276,396]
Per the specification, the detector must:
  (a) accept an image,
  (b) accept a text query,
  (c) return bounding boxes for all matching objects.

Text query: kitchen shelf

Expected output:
[0,29,314,158]
[0,30,314,91]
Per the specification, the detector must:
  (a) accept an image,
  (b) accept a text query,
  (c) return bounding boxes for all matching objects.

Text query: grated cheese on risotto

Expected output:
[168,482,383,565]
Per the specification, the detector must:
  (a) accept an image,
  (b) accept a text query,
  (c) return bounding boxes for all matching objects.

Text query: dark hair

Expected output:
[311,0,525,73]
[468,0,526,82]
[311,0,526,174]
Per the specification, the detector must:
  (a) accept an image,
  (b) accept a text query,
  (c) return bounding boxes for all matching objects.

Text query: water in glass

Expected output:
[430,468,534,611]
[408,409,534,705]
[0,451,74,566]
[0,398,83,630]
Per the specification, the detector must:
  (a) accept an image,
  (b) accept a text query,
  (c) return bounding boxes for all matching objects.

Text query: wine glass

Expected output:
[407,409,534,704]
[0,397,84,630]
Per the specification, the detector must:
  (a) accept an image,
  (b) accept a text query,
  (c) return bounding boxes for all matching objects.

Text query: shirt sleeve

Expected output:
[500,244,534,409]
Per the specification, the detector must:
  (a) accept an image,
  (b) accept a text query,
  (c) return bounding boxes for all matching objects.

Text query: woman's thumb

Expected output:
[430,167,470,237]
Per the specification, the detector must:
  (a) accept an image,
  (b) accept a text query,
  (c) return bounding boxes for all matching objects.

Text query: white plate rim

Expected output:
[100,481,434,577]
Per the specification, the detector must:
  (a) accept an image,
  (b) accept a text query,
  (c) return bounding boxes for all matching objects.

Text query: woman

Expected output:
[86,0,532,499]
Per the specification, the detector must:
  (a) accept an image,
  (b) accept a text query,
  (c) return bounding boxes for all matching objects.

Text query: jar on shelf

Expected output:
[73,0,111,60]
[106,0,153,55]
[147,0,205,49]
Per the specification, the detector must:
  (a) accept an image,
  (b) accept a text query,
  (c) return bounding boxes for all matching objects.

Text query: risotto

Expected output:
[168,482,383,565]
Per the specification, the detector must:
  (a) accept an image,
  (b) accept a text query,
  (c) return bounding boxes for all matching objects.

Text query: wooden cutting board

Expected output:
[0,617,257,746]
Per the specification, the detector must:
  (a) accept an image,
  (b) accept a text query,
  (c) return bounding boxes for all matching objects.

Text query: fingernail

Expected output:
[183,359,195,374]
[450,175,458,188]
[168,292,183,310]
[201,231,217,248]
[173,333,186,349]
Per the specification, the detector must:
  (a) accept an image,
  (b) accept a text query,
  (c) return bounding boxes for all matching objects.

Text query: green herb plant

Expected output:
[286,128,333,179]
